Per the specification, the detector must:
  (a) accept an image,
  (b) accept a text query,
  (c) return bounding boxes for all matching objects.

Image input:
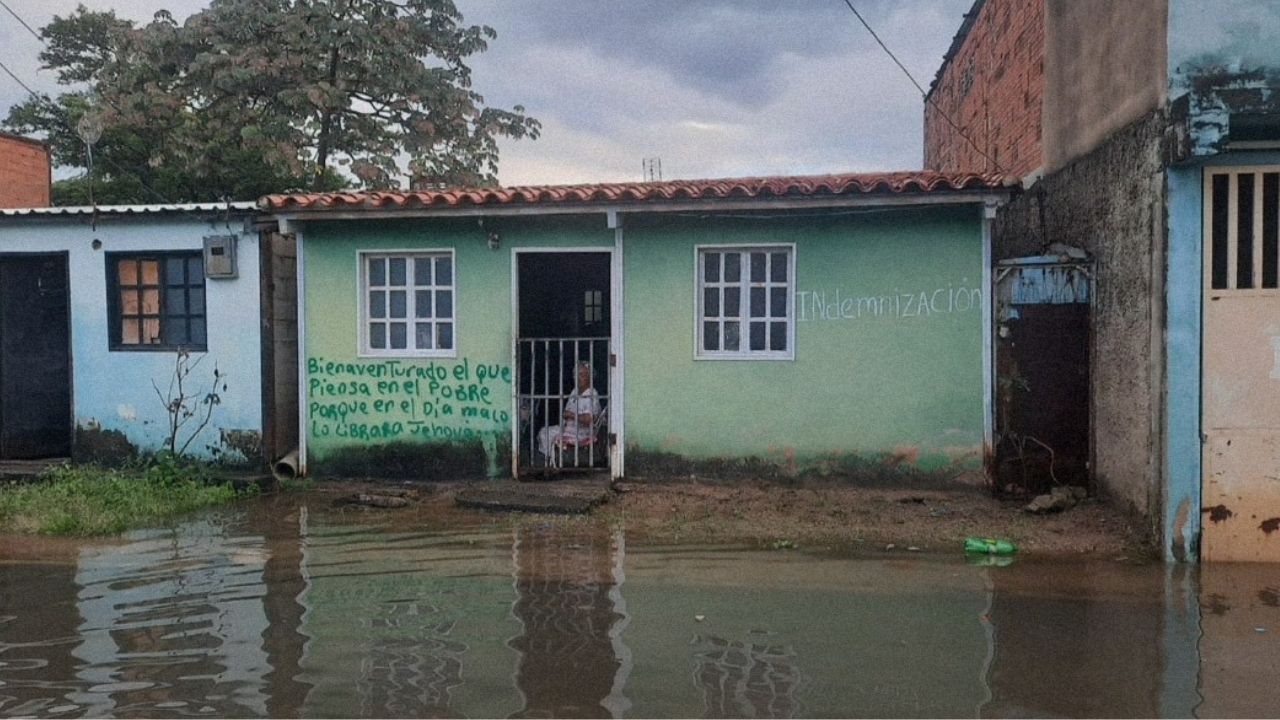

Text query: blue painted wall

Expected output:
[0,213,263,460]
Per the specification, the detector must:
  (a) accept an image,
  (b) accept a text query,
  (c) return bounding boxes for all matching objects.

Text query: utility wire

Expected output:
[839,0,1006,175]
[0,10,175,205]
[0,0,42,43]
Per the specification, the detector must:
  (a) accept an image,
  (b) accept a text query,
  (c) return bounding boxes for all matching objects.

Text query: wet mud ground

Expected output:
[1,485,1277,718]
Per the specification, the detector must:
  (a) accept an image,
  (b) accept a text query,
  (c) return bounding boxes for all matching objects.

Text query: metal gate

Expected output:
[515,337,610,474]
[993,253,1092,495]
[1201,168,1280,562]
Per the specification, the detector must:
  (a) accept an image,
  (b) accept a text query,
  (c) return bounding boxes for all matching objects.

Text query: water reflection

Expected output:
[2,496,1280,718]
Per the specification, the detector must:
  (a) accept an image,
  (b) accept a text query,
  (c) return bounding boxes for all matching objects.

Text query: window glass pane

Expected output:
[436,290,453,318]
[121,290,140,315]
[724,321,740,351]
[187,256,203,282]
[163,317,189,346]
[369,257,386,286]
[166,257,186,285]
[370,323,386,349]
[724,287,740,316]
[389,322,407,349]
[166,288,187,316]
[703,321,720,351]
[1239,173,1255,288]
[724,252,740,282]
[118,260,138,286]
[142,318,161,344]
[704,288,720,317]
[415,322,434,350]
[389,290,407,318]
[750,252,766,282]
[142,289,160,315]
[121,319,140,344]
[437,322,453,350]
[189,319,206,346]
[749,321,766,351]
[435,257,452,285]
[141,260,160,285]
[369,290,386,319]
[770,287,787,318]
[770,321,787,351]
[770,252,788,282]
[189,287,205,316]
[1211,174,1230,289]
[704,252,720,283]
[415,290,433,318]
[750,287,766,317]
[414,257,432,286]
[389,258,407,286]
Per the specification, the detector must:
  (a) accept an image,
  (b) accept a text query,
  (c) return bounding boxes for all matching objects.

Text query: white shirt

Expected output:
[562,387,602,443]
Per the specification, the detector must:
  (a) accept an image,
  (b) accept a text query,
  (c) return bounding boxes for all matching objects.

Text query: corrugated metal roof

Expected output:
[0,202,258,218]
[262,171,1007,213]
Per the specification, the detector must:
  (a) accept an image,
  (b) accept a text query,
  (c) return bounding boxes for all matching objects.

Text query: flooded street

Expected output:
[1,495,1278,718]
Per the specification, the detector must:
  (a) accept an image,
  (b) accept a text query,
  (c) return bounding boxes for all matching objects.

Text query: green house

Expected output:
[265,172,1008,481]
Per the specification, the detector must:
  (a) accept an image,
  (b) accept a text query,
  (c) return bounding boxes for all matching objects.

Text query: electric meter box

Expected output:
[203,235,238,278]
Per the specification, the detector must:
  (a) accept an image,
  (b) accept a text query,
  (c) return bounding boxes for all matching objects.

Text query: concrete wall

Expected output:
[1167,0,1280,156]
[0,213,263,461]
[1042,0,1167,172]
[623,207,985,476]
[924,0,1045,179]
[0,135,50,209]
[299,206,988,481]
[993,110,1170,526]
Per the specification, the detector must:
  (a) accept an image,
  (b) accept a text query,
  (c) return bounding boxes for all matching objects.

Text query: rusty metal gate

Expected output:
[993,253,1092,495]
[1201,168,1280,562]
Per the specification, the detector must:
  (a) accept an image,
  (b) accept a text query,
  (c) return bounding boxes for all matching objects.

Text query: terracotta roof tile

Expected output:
[261,171,1006,212]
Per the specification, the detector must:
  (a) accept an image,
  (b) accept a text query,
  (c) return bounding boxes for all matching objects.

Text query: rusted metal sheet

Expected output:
[993,257,1091,496]
[1201,168,1280,562]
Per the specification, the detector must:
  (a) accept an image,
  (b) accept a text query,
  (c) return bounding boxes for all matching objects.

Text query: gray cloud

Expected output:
[0,0,973,188]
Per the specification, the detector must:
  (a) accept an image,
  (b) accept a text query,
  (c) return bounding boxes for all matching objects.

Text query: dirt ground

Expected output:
[314,477,1156,561]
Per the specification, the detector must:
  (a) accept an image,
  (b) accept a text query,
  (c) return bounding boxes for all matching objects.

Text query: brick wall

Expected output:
[0,134,51,208]
[923,0,1044,179]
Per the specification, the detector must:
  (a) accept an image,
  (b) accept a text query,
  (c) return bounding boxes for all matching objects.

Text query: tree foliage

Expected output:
[4,1,539,204]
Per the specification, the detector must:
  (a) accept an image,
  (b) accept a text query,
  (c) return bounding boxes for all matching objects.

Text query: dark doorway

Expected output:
[993,261,1091,496]
[515,252,611,473]
[0,254,72,459]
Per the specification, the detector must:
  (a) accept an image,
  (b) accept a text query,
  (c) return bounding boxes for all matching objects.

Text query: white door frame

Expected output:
[510,245,623,479]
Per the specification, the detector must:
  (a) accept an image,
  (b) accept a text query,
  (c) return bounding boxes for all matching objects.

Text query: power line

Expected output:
[0,0,42,43]
[839,0,1006,175]
[0,56,39,97]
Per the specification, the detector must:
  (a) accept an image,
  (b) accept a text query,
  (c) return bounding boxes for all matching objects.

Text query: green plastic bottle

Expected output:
[964,537,1017,555]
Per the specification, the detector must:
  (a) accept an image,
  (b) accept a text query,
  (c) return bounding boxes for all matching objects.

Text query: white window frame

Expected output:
[357,249,457,358]
[694,243,796,361]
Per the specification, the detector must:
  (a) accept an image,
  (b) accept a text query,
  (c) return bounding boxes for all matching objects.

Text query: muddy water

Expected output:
[1,496,1278,718]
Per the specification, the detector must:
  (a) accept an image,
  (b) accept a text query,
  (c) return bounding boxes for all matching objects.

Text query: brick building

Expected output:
[923,0,1044,181]
[0,132,51,208]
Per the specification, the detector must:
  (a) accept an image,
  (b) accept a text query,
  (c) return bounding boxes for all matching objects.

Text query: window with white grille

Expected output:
[1206,169,1280,291]
[696,245,795,360]
[360,251,455,356]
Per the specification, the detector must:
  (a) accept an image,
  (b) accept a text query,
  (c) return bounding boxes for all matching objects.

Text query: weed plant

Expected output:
[0,455,248,536]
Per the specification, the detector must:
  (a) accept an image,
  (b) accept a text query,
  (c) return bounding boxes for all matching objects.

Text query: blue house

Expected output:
[0,203,283,466]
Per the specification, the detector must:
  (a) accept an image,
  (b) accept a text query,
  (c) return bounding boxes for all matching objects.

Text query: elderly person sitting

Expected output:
[537,361,602,458]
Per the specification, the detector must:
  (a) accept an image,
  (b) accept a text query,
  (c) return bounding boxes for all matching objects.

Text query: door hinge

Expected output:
[610,353,617,368]
[609,432,618,446]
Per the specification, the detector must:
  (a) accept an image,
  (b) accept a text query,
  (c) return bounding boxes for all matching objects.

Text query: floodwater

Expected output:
[0,496,1278,719]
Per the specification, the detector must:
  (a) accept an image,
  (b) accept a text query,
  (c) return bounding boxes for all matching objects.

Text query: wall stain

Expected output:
[1204,504,1234,523]
[315,438,507,480]
[1259,587,1279,608]
[72,423,137,467]
[1202,593,1232,616]
[1260,517,1280,535]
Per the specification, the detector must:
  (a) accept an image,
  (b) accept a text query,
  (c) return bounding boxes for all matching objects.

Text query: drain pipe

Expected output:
[274,448,300,479]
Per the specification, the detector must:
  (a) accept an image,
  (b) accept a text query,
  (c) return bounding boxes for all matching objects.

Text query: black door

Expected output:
[0,254,71,459]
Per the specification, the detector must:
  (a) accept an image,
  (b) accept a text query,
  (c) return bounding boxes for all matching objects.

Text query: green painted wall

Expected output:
[301,205,985,479]
[622,206,984,472]
[302,217,612,475]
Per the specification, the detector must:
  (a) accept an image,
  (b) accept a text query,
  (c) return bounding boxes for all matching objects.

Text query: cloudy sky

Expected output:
[0,0,971,186]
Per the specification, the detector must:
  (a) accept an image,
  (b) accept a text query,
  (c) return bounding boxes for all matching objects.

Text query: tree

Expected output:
[4,1,539,204]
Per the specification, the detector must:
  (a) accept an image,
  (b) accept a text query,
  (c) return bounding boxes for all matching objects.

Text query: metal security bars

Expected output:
[1208,170,1280,291]
[516,338,610,472]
